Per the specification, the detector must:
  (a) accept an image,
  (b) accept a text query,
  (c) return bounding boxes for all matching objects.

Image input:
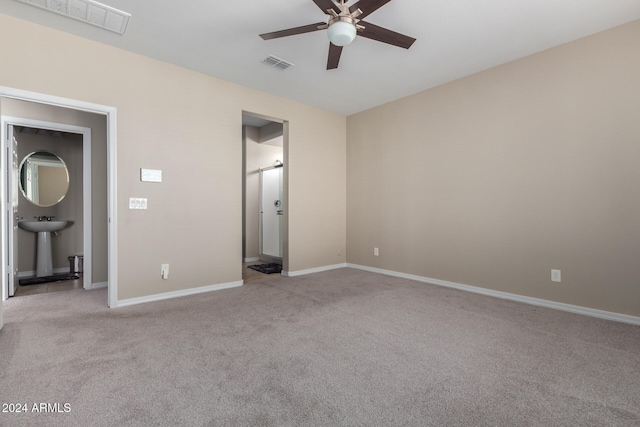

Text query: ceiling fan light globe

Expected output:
[327,21,356,46]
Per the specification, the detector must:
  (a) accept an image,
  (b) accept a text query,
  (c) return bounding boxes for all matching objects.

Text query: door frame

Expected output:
[242,111,289,272]
[0,86,118,308]
[7,125,17,297]
[3,117,92,295]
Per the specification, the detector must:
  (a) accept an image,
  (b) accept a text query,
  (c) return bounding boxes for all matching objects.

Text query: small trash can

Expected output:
[68,254,84,274]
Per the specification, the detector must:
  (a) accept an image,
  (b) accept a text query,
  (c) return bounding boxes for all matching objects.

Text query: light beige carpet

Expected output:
[1,268,639,426]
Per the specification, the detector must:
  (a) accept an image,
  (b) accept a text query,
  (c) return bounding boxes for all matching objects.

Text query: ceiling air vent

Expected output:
[15,0,131,35]
[262,55,294,71]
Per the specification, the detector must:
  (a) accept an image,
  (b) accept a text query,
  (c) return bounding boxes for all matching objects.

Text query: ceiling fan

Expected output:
[259,0,416,70]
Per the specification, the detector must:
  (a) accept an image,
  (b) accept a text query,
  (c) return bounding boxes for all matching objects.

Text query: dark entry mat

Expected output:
[247,263,282,274]
[19,274,80,286]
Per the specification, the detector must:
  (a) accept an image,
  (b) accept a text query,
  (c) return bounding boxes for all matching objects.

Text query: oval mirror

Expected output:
[19,151,70,207]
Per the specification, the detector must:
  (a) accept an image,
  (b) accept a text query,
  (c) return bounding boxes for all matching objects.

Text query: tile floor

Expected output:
[242,260,283,284]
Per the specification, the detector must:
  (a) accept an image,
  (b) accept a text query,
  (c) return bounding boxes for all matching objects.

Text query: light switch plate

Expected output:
[141,168,162,182]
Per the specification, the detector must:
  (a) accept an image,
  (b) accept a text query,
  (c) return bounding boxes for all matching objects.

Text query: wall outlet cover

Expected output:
[129,197,148,209]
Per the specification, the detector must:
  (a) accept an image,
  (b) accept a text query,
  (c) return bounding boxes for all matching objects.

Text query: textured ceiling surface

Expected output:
[2,0,640,115]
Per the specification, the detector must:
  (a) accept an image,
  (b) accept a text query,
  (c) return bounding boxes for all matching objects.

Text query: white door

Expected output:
[7,126,18,297]
[260,167,283,262]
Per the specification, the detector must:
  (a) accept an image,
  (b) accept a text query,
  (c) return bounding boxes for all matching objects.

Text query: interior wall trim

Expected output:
[117,281,243,308]
[347,264,640,326]
[89,281,108,289]
[282,263,348,277]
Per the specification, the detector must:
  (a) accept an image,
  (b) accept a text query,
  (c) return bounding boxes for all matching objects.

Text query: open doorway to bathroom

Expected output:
[241,112,288,284]
[8,123,88,298]
[1,87,117,308]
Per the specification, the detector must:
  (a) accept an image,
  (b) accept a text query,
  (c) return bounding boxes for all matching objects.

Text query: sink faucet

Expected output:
[34,215,54,221]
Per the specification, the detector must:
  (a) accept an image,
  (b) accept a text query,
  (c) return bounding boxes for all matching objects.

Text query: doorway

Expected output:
[0,86,118,308]
[3,120,90,298]
[242,111,288,280]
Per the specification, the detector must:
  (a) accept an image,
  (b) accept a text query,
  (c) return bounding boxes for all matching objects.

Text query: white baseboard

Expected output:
[117,280,243,308]
[243,257,259,262]
[282,263,348,277]
[88,281,108,290]
[347,263,640,326]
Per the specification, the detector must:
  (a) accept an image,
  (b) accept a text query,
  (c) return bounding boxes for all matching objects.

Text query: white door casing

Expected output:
[7,127,18,297]
[0,86,117,308]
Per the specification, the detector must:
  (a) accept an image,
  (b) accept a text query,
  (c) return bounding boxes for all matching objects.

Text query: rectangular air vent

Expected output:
[262,55,294,71]
[16,0,131,35]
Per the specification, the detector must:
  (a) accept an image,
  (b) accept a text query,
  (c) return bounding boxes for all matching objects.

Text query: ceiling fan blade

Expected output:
[313,0,341,15]
[349,0,392,19]
[327,43,343,70]
[260,22,327,40]
[358,20,416,49]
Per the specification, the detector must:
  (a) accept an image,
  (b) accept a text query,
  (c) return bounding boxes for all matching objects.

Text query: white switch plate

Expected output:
[161,263,169,279]
[374,247,379,256]
[129,197,148,209]
[141,168,162,183]
[551,269,561,283]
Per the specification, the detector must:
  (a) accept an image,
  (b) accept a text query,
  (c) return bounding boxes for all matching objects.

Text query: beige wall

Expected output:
[11,12,635,319]
[243,125,283,260]
[3,98,108,284]
[347,20,640,317]
[0,14,346,300]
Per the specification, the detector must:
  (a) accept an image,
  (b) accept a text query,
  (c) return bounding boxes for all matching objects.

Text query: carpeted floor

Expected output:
[1,268,639,426]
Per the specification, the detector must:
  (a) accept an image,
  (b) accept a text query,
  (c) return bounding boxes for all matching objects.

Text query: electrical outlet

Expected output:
[161,263,169,280]
[374,247,379,256]
[551,269,561,283]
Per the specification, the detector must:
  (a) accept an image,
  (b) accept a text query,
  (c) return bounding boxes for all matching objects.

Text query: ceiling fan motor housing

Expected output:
[327,15,358,46]
[326,1,362,46]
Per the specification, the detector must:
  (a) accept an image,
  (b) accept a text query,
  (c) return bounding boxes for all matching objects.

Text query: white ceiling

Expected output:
[2,0,640,115]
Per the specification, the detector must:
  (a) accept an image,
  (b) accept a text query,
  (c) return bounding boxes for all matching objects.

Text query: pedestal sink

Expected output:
[18,220,68,277]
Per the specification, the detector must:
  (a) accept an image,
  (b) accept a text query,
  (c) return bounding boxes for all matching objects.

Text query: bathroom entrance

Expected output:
[3,119,90,298]
[1,87,116,308]
[242,112,288,280]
